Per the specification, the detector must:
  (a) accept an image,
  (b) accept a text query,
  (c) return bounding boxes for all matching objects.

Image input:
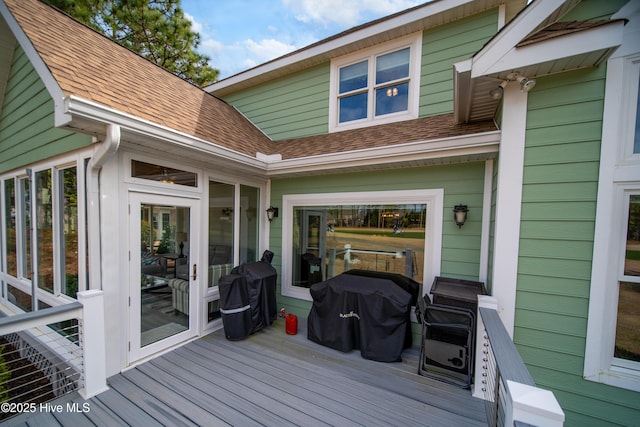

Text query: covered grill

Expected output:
[230,250,278,334]
[307,273,412,362]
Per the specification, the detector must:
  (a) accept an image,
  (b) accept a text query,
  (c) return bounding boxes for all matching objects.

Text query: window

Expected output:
[329,33,422,132]
[131,160,197,187]
[60,167,79,298]
[1,155,87,311]
[586,53,640,391]
[619,195,640,365]
[206,180,261,288]
[281,190,443,301]
[18,177,31,280]
[4,179,16,277]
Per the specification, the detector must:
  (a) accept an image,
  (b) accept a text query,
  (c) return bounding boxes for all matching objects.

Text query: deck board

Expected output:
[5,317,487,426]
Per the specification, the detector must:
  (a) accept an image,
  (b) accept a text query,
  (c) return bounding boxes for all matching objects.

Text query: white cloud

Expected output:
[282,0,421,27]
[183,12,202,33]
[244,38,296,61]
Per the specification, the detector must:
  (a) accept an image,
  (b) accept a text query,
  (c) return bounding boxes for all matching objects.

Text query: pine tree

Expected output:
[44,0,219,87]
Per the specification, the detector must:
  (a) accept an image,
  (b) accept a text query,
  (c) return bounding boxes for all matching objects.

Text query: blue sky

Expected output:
[181,0,422,79]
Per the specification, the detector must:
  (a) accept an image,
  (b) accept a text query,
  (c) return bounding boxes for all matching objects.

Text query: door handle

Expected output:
[192,263,197,280]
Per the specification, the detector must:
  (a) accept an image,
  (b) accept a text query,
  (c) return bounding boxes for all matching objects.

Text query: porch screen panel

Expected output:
[36,169,53,292]
[208,181,235,288]
[61,167,78,297]
[4,179,16,277]
[19,177,31,280]
[240,185,259,264]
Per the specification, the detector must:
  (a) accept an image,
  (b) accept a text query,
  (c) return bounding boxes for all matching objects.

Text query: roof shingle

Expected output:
[3,0,497,163]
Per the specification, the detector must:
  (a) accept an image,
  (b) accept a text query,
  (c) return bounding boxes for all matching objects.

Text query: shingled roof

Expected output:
[2,0,271,158]
[3,0,498,165]
[273,114,496,160]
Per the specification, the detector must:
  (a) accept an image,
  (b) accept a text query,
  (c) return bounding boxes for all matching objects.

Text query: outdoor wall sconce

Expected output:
[453,204,469,228]
[266,206,279,222]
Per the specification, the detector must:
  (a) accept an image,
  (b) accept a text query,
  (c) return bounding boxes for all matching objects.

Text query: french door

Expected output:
[129,192,199,361]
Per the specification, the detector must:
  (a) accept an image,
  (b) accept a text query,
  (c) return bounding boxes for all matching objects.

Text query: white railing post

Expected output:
[473,295,499,398]
[344,244,351,271]
[77,290,108,399]
[506,381,565,427]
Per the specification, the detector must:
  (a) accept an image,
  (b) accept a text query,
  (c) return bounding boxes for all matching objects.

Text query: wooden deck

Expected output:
[6,317,487,426]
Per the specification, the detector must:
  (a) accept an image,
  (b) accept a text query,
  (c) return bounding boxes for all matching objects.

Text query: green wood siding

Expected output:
[269,162,487,341]
[419,10,498,117]
[0,47,98,174]
[221,10,498,140]
[222,64,330,141]
[517,66,640,426]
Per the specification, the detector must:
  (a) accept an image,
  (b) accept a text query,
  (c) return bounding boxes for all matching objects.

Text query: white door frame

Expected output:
[128,191,201,363]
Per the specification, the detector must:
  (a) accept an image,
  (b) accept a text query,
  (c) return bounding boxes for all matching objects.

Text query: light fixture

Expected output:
[489,81,508,100]
[518,76,536,92]
[506,72,537,93]
[386,87,398,97]
[266,206,279,222]
[453,204,468,228]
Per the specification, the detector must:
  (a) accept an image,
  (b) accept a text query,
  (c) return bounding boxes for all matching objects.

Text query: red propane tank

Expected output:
[285,313,298,335]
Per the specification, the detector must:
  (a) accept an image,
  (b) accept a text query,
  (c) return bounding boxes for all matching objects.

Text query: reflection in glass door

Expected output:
[130,193,198,360]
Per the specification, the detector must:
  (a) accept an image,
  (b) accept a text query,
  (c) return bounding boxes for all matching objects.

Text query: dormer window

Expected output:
[330,33,422,132]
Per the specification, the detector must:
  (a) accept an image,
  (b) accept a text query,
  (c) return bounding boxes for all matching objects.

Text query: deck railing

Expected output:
[328,245,416,278]
[474,296,564,426]
[0,290,107,413]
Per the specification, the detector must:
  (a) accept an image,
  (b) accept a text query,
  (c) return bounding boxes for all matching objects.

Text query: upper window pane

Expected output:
[339,60,368,93]
[131,160,197,187]
[376,48,410,85]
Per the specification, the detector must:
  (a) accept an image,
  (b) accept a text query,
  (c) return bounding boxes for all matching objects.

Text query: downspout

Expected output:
[86,124,121,290]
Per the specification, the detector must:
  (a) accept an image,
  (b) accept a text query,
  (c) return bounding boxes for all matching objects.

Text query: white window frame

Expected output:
[328,32,422,133]
[281,189,443,301]
[0,151,90,310]
[585,52,640,392]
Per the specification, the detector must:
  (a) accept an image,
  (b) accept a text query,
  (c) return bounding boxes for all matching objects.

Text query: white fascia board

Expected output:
[266,131,500,175]
[454,59,473,123]
[0,1,69,127]
[64,95,267,170]
[206,0,475,93]
[471,0,568,78]
[473,21,625,77]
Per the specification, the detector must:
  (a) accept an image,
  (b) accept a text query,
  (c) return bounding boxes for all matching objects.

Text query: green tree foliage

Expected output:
[44,0,219,87]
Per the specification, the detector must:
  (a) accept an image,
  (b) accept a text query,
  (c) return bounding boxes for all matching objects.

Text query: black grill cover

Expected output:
[219,274,252,340]
[343,269,420,348]
[308,274,412,362]
[231,250,277,333]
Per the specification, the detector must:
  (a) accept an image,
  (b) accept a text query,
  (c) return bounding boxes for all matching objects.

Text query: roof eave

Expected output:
[265,130,501,177]
[454,4,626,123]
[206,0,526,97]
[63,96,268,174]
